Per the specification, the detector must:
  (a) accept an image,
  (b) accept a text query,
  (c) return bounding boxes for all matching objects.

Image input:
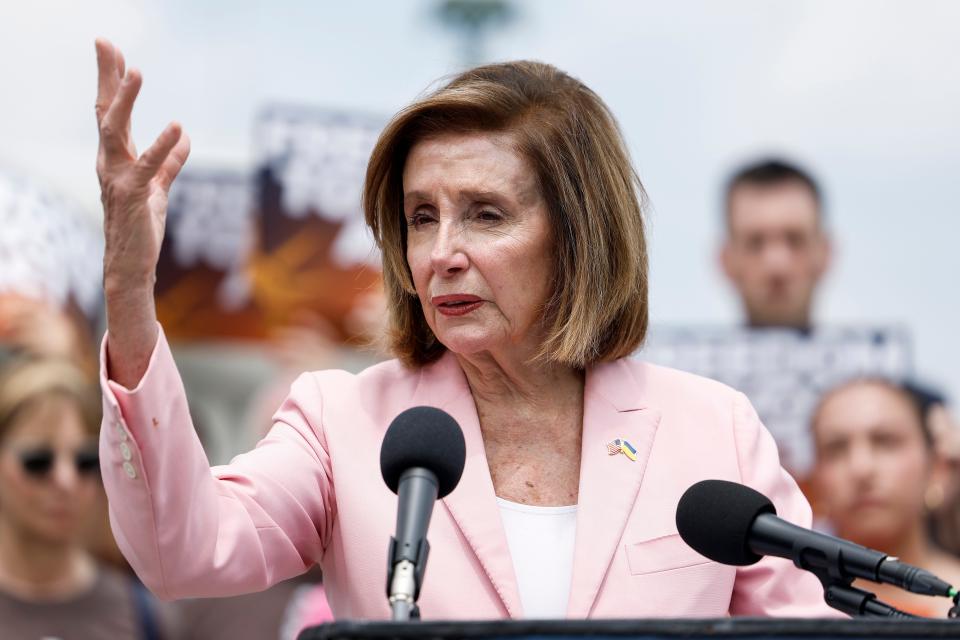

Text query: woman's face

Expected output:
[0,396,99,546]
[812,383,933,551]
[403,132,554,360]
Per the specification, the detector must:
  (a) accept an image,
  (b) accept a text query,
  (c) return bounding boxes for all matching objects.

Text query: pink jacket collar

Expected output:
[409,351,662,618]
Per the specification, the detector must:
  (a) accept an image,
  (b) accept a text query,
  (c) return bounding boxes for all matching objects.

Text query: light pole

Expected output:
[433,0,517,68]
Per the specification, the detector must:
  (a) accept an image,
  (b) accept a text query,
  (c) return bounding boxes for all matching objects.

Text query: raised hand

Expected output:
[95,38,190,294]
[95,38,190,387]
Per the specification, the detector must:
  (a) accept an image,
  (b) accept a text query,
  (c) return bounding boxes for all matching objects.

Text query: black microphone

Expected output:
[676,479,955,599]
[380,406,466,621]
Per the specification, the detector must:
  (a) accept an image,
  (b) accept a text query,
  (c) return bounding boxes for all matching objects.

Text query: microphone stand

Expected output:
[823,583,916,619]
[387,552,423,621]
[385,468,437,621]
[791,549,917,618]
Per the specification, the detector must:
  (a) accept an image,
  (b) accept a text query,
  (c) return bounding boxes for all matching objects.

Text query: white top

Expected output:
[496,498,578,619]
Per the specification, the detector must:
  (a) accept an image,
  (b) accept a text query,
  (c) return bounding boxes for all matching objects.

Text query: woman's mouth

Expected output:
[432,294,483,317]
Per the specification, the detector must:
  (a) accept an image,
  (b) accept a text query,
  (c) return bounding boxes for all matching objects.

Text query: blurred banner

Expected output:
[156,169,258,339]
[0,170,103,331]
[640,326,913,478]
[157,106,384,343]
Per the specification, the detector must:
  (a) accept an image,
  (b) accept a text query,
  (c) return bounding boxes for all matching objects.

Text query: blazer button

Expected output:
[123,461,137,479]
[116,424,128,442]
[120,442,132,461]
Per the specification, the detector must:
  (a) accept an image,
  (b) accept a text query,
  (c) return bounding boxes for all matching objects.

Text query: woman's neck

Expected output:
[0,520,95,601]
[456,351,584,436]
[456,349,585,505]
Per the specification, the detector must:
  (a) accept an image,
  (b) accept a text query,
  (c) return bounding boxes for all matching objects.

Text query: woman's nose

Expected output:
[846,442,877,481]
[50,457,81,492]
[429,222,469,276]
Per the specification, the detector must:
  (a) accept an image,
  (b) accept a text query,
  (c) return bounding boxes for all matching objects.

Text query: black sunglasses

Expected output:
[17,448,100,479]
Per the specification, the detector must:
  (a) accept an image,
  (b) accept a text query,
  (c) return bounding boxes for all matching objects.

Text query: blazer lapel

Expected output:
[411,352,524,618]
[566,358,662,618]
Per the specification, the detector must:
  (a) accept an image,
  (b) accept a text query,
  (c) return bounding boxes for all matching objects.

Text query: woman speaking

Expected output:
[93,38,831,619]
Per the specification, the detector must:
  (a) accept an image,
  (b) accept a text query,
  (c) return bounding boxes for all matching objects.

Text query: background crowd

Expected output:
[2,0,959,637]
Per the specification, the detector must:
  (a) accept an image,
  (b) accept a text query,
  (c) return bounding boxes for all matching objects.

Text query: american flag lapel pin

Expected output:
[606,438,623,456]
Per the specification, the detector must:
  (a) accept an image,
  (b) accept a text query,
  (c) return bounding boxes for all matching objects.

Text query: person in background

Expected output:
[719,159,831,330]
[811,378,960,618]
[903,382,960,558]
[718,159,960,508]
[0,357,180,638]
[0,293,130,574]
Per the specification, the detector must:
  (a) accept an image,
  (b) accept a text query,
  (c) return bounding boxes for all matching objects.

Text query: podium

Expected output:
[299,618,959,640]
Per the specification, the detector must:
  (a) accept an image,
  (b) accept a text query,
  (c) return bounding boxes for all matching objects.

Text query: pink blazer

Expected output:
[99,325,835,620]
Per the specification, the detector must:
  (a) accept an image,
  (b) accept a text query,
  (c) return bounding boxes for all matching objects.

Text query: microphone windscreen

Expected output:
[380,406,466,498]
[675,479,777,566]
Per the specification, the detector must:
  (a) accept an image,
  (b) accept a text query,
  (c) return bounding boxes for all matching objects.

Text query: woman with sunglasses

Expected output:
[0,357,179,638]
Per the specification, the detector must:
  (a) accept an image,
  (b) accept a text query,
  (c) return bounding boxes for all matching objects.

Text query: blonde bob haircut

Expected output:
[364,60,648,369]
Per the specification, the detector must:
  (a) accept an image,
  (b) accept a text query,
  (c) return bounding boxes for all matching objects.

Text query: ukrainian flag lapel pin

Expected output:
[606,438,637,461]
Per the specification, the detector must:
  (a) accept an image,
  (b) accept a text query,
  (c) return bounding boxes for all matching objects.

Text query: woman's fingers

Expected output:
[135,122,186,187]
[156,132,192,191]
[94,38,121,126]
[116,47,126,80]
[99,68,142,158]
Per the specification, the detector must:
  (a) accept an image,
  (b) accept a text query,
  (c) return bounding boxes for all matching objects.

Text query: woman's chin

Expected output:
[436,329,504,358]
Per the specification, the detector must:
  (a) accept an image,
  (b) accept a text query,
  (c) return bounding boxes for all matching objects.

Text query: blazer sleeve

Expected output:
[727,391,842,617]
[99,324,332,600]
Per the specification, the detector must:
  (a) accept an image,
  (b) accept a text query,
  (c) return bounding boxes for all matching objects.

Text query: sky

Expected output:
[1,0,958,398]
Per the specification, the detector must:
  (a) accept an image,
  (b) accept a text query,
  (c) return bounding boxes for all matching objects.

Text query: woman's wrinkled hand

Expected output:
[95,38,190,387]
[95,38,190,296]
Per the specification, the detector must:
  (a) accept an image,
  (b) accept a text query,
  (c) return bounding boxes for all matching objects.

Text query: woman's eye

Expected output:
[477,210,502,222]
[408,212,434,228]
